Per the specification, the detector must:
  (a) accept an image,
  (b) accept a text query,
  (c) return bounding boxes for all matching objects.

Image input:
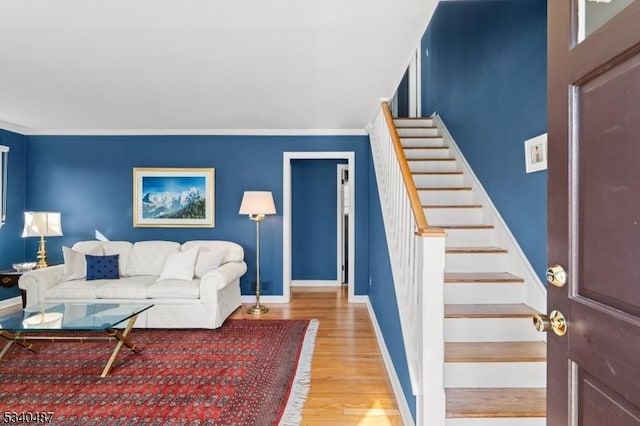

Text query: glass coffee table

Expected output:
[0,303,153,377]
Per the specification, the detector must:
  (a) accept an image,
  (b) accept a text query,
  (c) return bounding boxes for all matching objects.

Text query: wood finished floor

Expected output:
[231,287,403,425]
[1,287,402,425]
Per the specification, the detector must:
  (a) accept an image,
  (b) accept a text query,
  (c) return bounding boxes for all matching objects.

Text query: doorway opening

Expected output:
[283,152,355,303]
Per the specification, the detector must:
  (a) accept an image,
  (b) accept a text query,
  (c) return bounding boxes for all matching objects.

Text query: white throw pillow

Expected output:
[194,248,226,278]
[102,241,133,277]
[62,244,103,281]
[157,248,199,281]
[126,241,180,276]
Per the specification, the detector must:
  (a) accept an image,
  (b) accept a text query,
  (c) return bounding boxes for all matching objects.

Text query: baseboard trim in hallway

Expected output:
[366,299,416,426]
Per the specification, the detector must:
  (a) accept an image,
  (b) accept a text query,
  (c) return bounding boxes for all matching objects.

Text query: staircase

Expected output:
[394,117,546,425]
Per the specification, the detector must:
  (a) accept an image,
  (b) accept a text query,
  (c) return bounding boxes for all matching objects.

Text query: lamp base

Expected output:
[247,304,269,315]
[36,236,48,269]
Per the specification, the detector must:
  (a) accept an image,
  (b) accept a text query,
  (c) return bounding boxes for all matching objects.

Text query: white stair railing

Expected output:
[368,102,447,426]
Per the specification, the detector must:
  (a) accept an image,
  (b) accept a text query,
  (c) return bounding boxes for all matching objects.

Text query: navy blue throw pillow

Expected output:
[85,254,120,280]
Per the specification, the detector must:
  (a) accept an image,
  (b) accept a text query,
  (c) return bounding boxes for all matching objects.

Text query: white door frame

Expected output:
[336,164,349,285]
[408,46,422,117]
[283,152,356,303]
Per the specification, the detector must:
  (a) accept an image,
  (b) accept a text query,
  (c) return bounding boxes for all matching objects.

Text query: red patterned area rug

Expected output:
[0,319,318,426]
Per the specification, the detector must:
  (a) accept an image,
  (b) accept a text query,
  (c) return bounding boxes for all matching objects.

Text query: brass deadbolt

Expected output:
[546,264,567,287]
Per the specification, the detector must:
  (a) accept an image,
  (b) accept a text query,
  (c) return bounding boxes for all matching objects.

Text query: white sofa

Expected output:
[18,240,247,329]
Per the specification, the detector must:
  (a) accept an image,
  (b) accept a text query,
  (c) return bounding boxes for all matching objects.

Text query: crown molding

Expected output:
[15,127,368,137]
[0,120,30,135]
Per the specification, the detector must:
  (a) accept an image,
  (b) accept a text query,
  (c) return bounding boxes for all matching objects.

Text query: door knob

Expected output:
[546,264,567,287]
[533,310,567,336]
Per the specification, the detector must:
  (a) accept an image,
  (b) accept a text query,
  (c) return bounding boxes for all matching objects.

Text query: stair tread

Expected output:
[408,158,456,162]
[400,135,444,141]
[445,341,546,363]
[404,146,449,150]
[418,186,472,191]
[425,204,482,209]
[446,246,507,253]
[437,224,494,229]
[445,272,524,283]
[445,303,538,318]
[412,171,463,175]
[446,388,546,418]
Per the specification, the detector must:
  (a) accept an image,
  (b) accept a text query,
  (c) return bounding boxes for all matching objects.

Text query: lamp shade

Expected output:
[21,211,63,237]
[238,191,276,215]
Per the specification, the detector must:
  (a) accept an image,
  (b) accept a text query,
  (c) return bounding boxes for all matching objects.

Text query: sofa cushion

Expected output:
[157,248,198,281]
[94,275,157,299]
[194,248,226,278]
[102,241,133,277]
[63,244,103,281]
[71,241,105,255]
[126,241,180,276]
[181,241,244,264]
[86,254,120,280]
[147,279,200,299]
[46,279,99,300]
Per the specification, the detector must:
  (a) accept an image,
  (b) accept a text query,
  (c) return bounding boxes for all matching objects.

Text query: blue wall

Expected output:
[291,159,346,281]
[0,129,27,301]
[23,135,371,297]
[367,153,416,418]
[422,0,548,281]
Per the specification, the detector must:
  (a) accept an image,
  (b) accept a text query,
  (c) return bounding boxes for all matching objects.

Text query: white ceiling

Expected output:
[0,0,437,135]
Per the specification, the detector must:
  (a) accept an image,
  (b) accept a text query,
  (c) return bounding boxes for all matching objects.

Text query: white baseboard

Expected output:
[291,280,340,287]
[240,295,289,304]
[366,298,416,426]
[0,296,21,310]
[349,295,368,303]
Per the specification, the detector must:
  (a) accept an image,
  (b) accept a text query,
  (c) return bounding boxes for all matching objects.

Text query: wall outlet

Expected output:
[369,277,373,288]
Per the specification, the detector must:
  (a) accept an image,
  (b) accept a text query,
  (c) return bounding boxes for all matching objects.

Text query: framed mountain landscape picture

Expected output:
[133,168,215,227]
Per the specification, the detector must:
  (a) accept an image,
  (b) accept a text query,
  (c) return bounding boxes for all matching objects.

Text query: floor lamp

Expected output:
[239,191,276,315]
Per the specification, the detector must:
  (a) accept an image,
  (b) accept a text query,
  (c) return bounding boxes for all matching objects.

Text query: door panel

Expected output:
[578,52,640,316]
[548,1,640,425]
[580,372,640,426]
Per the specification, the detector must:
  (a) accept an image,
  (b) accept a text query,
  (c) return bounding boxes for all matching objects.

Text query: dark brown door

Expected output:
[548,1,640,425]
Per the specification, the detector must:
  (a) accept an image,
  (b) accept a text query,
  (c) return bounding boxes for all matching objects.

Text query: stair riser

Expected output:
[409,161,458,173]
[401,137,445,148]
[445,252,508,272]
[444,283,523,304]
[446,418,545,426]
[397,127,439,137]
[419,190,474,205]
[413,174,466,187]
[445,318,541,342]
[441,228,496,246]
[427,208,484,226]
[445,362,546,388]
[404,148,451,159]
[394,118,434,127]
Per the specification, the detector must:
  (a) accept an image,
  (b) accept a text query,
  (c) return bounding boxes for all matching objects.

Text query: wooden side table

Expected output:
[0,270,27,308]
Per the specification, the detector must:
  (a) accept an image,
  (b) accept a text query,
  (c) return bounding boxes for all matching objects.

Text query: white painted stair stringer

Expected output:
[433,114,547,314]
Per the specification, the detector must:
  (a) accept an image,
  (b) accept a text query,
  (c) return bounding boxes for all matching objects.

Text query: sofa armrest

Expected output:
[199,261,247,301]
[18,265,65,308]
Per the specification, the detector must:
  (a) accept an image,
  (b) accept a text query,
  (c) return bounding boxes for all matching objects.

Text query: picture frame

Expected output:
[524,133,548,173]
[133,168,215,227]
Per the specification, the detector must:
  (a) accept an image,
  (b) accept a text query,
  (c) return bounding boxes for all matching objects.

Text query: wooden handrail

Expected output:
[381,102,446,237]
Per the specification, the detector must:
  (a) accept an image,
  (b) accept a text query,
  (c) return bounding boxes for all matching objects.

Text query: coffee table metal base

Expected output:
[0,313,142,377]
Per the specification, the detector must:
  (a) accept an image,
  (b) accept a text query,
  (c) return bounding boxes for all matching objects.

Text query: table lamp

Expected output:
[239,191,276,315]
[22,211,63,268]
